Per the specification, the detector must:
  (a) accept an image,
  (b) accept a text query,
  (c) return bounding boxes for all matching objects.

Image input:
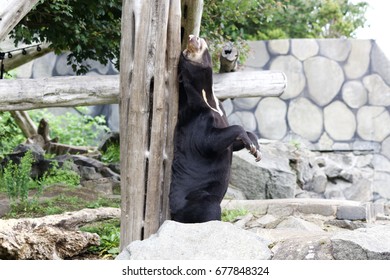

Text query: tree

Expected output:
[5,0,368,74]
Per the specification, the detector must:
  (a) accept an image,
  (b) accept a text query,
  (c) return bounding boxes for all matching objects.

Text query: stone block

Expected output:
[270,55,305,100]
[268,39,290,55]
[304,56,345,106]
[291,39,319,60]
[318,39,351,61]
[371,42,390,85]
[336,205,367,220]
[245,41,270,68]
[287,97,323,141]
[344,39,371,79]
[342,80,368,109]
[324,101,356,141]
[363,74,390,106]
[357,106,390,142]
[255,97,287,140]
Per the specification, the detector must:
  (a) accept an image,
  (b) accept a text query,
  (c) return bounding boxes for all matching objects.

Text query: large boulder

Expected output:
[116,220,272,260]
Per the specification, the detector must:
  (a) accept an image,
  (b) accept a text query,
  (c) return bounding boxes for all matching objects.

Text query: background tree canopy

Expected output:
[9,0,368,73]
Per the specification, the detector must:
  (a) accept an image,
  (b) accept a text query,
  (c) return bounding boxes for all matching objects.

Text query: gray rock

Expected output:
[116,220,272,260]
[357,106,390,142]
[291,39,319,60]
[287,97,323,141]
[270,55,305,100]
[318,39,351,61]
[341,80,368,109]
[268,39,290,55]
[255,97,287,140]
[324,101,356,141]
[230,145,296,199]
[344,39,371,79]
[363,74,390,106]
[331,225,390,259]
[228,111,257,132]
[245,41,270,68]
[304,56,344,106]
[336,205,367,220]
[373,172,390,199]
[371,42,390,85]
[381,136,390,160]
[272,235,333,260]
[276,216,324,232]
[232,97,261,110]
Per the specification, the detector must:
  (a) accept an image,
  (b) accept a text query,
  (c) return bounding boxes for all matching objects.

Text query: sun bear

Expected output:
[169,35,261,223]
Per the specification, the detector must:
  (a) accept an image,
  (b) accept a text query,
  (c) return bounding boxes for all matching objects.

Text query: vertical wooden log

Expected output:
[160,0,181,224]
[119,0,152,248]
[119,0,180,248]
[180,0,203,48]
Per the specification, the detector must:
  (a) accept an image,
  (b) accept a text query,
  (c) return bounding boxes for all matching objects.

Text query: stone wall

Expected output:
[226,39,390,157]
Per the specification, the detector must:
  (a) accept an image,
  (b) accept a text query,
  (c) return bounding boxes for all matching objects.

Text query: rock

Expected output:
[357,106,390,141]
[291,39,319,60]
[245,41,270,69]
[363,74,390,106]
[232,97,261,110]
[324,101,356,141]
[230,143,296,199]
[371,42,390,85]
[272,235,333,260]
[344,39,371,79]
[304,56,344,106]
[116,220,272,260]
[373,172,390,199]
[276,216,324,232]
[268,39,289,55]
[255,97,287,140]
[287,97,323,141]
[381,137,390,159]
[318,39,351,61]
[331,225,390,259]
[270,55,305,100]
[341,80,368,109]
[336,205,367,220]
[228,111,257,131]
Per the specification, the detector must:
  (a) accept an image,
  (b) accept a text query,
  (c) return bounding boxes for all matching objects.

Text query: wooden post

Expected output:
[119,0,181,249]
[180,0,203,47]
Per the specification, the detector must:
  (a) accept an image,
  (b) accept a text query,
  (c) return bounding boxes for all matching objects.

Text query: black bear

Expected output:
[169,35,261,223]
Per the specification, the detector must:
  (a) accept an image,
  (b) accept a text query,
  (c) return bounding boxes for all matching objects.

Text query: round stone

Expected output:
[371,42,390,85]
[291,39,319,61]
[268,39,290,55]
[232,97,261,110]
[324,101,356,141]
[342,80,368,109]
[318,39,351,61]
[363,74,390,106]
[304,56,344,106]
[381,137,390,160]
[228,111,257,132]
[344,39,371,79]
[287,98,323,142]
[270,55,305,100]
[357,106,390,142]
[245,41,270,68]
[255,97,287,140]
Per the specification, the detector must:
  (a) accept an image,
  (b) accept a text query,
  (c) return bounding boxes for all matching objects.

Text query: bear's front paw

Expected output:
[249,144,262,162]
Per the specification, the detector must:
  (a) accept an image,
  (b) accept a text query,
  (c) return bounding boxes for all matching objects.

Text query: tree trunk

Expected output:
[0,0,40,41]
[180,0,203,47]
[119,0,181,249]
[0,72,286,111]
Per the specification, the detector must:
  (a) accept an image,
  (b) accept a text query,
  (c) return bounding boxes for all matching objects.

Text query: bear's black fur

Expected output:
[169,36,261,223]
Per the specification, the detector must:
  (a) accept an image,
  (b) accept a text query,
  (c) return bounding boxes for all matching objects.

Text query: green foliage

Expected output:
[0,112,25,159]
[81,219,120,259]
[29,108,109,146]
[101,143,120,163]
[10,0,122,74]
[0,151,39,209]
[39,160,80,188]
[10,0,368,74]
[221,208,249,222]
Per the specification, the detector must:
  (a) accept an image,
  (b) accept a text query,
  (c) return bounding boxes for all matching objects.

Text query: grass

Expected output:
[221,208,249,222]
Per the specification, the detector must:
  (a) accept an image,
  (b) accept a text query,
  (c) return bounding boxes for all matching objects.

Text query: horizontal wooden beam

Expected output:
[0,71,286,111]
